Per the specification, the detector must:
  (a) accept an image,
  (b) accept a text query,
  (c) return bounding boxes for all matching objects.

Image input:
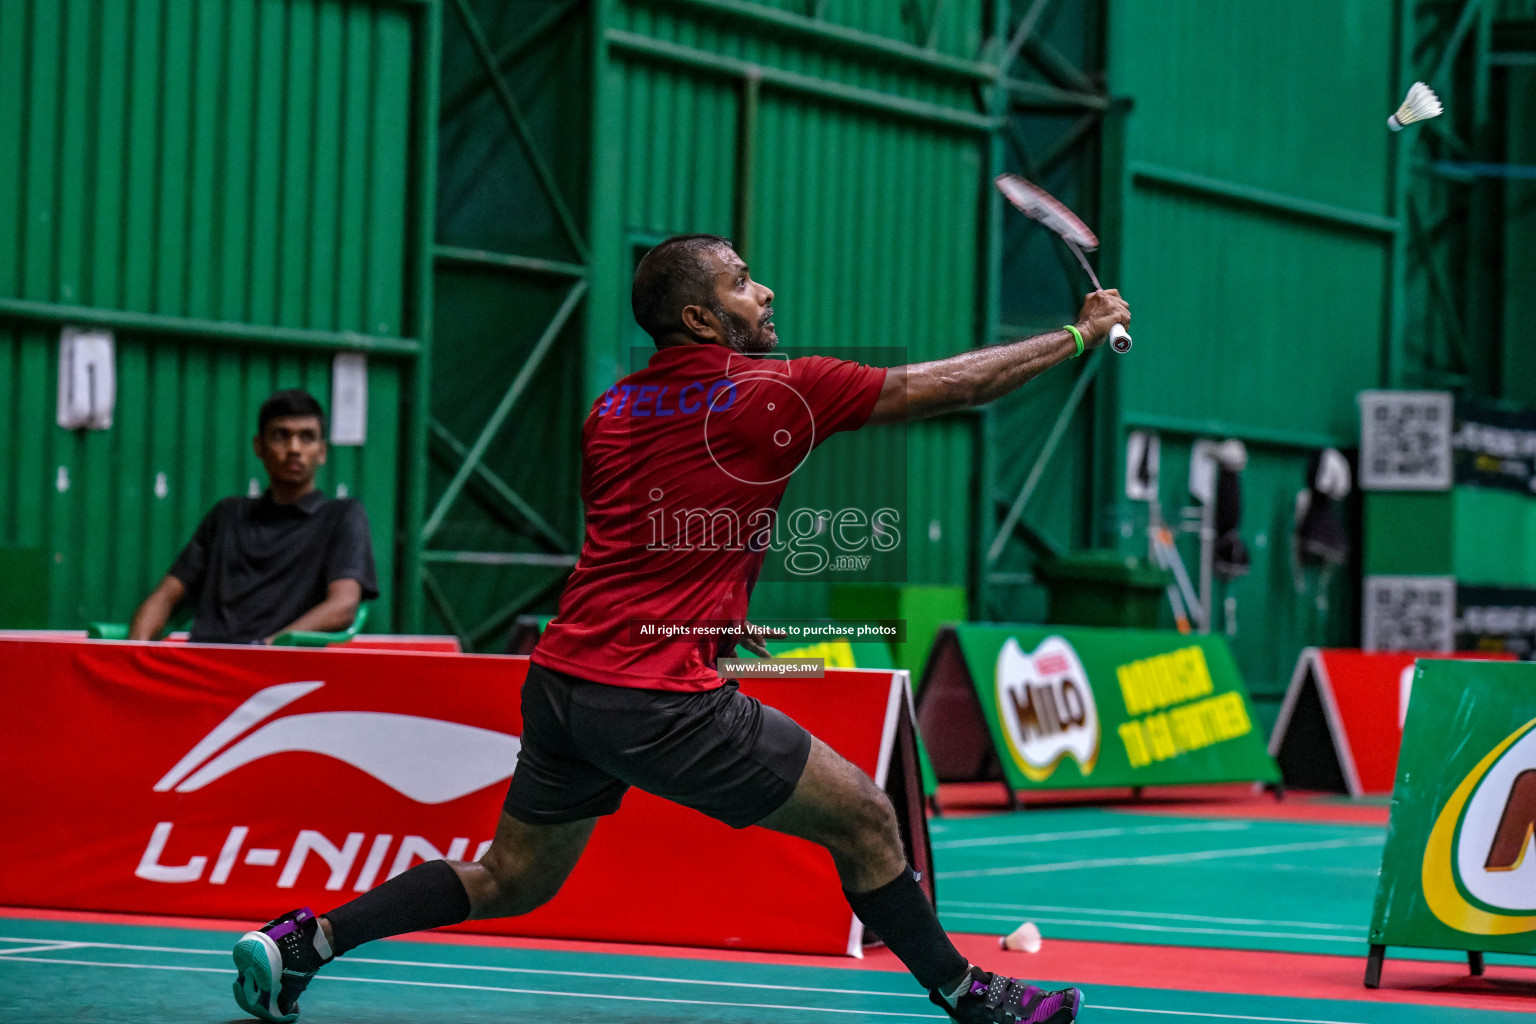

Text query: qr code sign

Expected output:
[1363,576,1455,652]
[1358,390,1453,490]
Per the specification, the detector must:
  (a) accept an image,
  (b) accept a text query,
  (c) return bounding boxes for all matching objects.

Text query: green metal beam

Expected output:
[423,551,580,566]
[924,0,949,50]
[440,0,583,119]
[422,566,474,640]
[1092,99,1130,548]
[1130,162,1402,236]
[1405,197,1470,362]
[1020,33,1096,94]
[1001,0,1054,70]
[1037,113,1102,175]
[993,493,1068,559]
[422,279,588,540]
[428,419,571,551]
[1001,77,1109,111]
[636,0,997,82]
[451,0,591,262]
[1122,412,1346,451]
[734,71,761,259]
[0,297,420,355]
[402,0,443,632]
[1429,0,1485,84]
[467,572,570,649]
[975,2,1008,620]
[435,244,587,279]
[1385,0,1414,389]
[606,30,1001,133]
[585,0,626,404]
[987,347,1103,565]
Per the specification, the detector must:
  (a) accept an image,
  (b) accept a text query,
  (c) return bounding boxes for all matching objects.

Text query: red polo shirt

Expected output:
[532,344,887,690]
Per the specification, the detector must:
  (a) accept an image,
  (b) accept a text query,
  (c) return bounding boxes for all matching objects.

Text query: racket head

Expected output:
[994,173,1099,251]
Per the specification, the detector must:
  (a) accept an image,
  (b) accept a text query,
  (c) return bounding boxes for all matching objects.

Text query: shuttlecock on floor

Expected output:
[1389,82,1442,131]
[999,921,1042,953]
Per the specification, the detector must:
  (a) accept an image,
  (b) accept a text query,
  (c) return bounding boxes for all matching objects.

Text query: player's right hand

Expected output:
[1074,289,1131,348]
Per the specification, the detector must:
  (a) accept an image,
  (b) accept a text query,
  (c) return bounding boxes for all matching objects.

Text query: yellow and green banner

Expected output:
[1367,660,1536,977]
[916,624,1278,790]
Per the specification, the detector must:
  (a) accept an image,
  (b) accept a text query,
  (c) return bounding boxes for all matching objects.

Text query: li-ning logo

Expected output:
[1422,716,1536,935]
[154,681,521,805]
[995,637,1100,782]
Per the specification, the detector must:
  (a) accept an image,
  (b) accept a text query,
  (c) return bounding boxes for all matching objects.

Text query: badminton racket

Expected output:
[994,174,1132,353]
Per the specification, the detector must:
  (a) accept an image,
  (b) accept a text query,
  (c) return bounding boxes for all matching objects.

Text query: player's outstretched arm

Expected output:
[866,289,1129,425]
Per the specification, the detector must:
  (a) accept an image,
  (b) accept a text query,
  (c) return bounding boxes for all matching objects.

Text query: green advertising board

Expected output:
[1366,660,1536,986]
[916,624,1279,792]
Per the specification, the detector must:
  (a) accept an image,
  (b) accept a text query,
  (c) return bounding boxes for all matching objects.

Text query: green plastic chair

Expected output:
[270,603,370,647]
[89,602,369,647]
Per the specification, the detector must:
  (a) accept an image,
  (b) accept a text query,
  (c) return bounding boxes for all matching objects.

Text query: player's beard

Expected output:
[714,303,777,355]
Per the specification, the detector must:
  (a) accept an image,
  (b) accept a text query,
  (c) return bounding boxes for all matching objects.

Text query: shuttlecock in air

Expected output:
[999,921,1042,953]
[1388,82,1442,131]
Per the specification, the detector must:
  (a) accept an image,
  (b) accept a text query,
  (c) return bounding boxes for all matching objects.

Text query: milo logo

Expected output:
[995,636,1099,781]
[1422,717,1536,935]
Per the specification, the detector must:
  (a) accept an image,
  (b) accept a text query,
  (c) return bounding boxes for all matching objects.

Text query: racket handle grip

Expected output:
[1108,323,1132,353]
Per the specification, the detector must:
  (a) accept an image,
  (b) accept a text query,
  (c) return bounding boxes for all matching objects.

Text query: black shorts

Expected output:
[503,662,814,829]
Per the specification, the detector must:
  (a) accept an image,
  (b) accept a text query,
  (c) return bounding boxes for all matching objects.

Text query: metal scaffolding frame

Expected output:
[416,0,1126,641]
[415,0,586,644]
[978,0,1119,617]
[1394,0,1530,394]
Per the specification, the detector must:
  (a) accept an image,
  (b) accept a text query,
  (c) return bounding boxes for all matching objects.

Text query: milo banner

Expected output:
[915,624,1278,791]
[1366,660,1536,981]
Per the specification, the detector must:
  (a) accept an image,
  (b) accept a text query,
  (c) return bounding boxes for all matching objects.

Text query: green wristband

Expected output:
[1064,324,1085,357]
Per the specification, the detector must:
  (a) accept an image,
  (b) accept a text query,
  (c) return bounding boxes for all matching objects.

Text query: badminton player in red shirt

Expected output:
[234,235,1130,1024]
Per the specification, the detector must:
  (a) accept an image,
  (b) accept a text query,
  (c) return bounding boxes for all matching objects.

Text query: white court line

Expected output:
[942,913,1362,944]
[937,837,1384,879]
[931,821,1253,849]
[0,937,226,956]
[0,955,936,1018]
[0,939,926,999]
[345,954,931,998]
[1228,864,1380,878]
[0,953,1373,1024]
[942,902,1361,931]
[0,941,90,955]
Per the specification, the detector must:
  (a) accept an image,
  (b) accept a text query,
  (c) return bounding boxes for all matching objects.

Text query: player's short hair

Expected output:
[631,234,735,344]
[258,389,327,435]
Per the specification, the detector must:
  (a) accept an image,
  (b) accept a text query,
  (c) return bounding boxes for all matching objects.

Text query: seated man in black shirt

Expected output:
[130,389,380,645]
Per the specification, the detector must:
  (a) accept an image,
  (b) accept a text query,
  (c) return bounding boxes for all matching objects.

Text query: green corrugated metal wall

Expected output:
[0,0,431,629]
[1105,0,1401,721]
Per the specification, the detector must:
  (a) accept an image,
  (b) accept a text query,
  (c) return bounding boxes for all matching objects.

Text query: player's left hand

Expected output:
[738,621,788,658]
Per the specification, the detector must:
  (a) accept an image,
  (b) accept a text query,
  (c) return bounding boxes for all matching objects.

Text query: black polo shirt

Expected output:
[168,490,380,644]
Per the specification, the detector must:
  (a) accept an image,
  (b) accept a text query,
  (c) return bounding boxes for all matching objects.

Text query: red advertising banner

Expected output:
[0,639,916,956]
[1268,648,1515,795]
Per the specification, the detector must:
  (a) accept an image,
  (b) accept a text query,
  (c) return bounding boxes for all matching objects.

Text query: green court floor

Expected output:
[932,809,1384,956]
[0,919,1527,1024]
[931,807,1532,970]
[5,801,1532,1022]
